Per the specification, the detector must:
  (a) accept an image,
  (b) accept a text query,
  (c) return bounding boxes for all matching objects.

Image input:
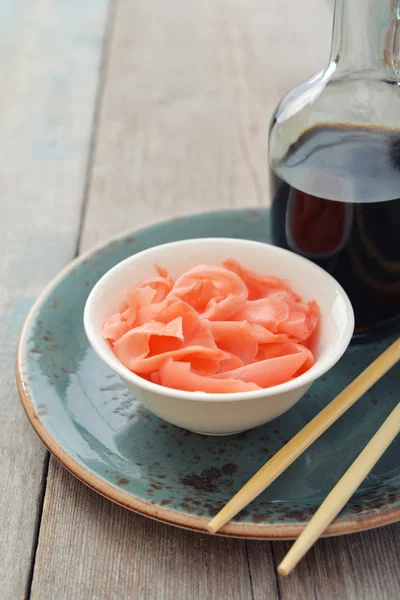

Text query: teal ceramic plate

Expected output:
[17,209,400,539]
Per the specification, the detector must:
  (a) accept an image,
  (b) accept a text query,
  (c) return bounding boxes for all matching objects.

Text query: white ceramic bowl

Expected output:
[84,238,354,435]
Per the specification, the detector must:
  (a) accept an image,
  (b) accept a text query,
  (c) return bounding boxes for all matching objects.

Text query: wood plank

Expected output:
[32,461,259,600]
[248,538,317,599]
[31,0,390,598]
[80,0,333,250]
[308,525,400,600]
[248,524,400,600]
[0,1,110,598]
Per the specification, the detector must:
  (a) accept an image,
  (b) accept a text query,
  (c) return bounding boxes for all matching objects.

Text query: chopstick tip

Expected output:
[277,563,290,577]
[206,520,219,534]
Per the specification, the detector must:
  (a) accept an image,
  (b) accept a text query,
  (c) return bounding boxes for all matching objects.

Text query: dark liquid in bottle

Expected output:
[270,124,400,336]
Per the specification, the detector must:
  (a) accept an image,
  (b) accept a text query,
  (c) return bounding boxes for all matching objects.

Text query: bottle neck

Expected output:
[330,0,400,78]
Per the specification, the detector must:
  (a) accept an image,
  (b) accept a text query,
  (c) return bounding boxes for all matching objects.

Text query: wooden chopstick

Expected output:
[278,401,400,575]
[207,337,400,534]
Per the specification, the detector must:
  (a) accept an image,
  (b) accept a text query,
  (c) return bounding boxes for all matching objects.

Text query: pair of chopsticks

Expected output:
[207,337,400,575]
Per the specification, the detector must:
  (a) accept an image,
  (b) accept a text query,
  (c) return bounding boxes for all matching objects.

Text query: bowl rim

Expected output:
[84,237,355,402]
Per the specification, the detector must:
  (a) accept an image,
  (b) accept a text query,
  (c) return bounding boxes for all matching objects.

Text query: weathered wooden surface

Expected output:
[3,0,400,598]
[81,0,333,250]
[248,524,400,600]
[31,461,268,600]
[0,1,110,598]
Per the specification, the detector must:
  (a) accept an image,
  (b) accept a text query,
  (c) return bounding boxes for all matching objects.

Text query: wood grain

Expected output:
[27,1,400,599]
[31,461,266,600]
[0,1,110,598]
[80,0,333,251]
[249,524,400,600]
[307,525,400,600]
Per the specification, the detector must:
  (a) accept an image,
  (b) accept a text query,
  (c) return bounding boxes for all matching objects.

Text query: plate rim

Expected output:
[16,209,400,539]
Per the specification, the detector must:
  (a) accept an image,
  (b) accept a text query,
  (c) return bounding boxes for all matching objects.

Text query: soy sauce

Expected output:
[270,124,400,335]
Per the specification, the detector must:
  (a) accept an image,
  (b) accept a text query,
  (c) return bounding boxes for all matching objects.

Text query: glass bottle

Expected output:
[269,0,400,338]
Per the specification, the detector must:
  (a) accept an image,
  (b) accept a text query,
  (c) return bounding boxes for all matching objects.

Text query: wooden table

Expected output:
[2,1,399,598]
